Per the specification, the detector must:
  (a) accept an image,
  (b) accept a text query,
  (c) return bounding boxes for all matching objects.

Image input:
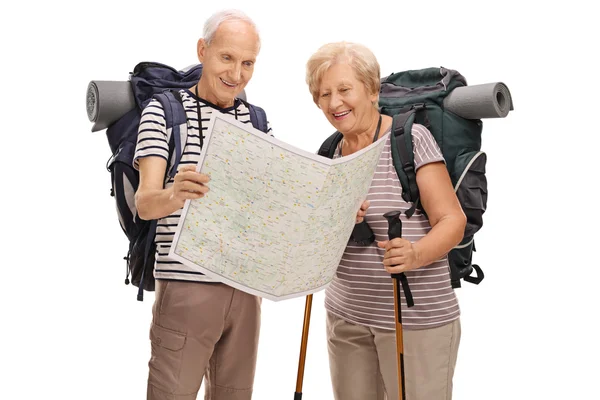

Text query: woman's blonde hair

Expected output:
[306,41,380,104]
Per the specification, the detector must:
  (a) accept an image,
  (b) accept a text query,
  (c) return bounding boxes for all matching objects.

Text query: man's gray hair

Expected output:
[203,9,260,46]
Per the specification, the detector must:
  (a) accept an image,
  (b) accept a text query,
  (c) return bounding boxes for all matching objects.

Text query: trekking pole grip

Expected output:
[383,211,415,309]
[384,210,402,241]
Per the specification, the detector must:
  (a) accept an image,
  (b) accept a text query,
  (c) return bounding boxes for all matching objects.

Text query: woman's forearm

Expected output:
[413,213,466,268]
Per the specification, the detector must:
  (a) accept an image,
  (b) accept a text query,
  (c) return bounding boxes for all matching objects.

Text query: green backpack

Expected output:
[318,67,487,288]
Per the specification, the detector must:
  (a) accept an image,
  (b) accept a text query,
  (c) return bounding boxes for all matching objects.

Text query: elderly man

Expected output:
[133,9,272,400]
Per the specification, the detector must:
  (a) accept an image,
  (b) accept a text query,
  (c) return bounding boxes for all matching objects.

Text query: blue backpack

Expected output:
[104,62,268,300]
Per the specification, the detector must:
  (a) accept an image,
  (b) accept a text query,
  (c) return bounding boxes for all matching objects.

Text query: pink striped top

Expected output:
[324,124,460,331]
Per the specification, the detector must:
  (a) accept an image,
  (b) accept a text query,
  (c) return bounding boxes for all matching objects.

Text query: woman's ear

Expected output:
[370,90,379,105]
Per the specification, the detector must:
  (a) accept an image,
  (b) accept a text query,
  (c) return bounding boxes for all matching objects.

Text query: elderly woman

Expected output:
[306,42,467,400]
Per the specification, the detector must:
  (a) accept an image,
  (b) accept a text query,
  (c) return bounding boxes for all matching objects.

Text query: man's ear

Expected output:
[197,38,207,63]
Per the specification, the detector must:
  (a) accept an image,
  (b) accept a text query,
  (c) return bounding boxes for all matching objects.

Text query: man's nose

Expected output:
[229,64,242,82]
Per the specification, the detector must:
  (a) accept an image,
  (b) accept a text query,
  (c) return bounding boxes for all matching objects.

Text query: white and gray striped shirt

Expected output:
[133,89,273,283]
[325,124,460,331]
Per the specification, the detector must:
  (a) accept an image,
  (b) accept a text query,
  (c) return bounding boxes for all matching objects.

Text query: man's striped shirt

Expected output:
[133,89,272,283]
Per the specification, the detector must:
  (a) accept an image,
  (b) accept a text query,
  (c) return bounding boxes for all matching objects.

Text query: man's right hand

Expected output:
[170,165,211,204]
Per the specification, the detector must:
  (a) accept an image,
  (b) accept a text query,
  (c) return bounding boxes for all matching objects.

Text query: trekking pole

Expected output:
[383,210,410,400]
[294,294,313,400]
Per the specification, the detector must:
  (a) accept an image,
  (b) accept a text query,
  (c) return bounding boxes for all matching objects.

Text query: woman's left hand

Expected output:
[377,238,422,274]
[355,200,370,224]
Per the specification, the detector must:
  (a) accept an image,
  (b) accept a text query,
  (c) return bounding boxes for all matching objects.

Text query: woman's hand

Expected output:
[355,200,370,224]
[377,238,422,274]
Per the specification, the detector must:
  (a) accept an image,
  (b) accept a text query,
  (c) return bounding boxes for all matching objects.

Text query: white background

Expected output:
[1,0,599,399]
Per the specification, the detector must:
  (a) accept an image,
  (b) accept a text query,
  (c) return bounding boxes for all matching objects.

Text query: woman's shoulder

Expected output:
[411,123,433,140]
[410,123,444,166]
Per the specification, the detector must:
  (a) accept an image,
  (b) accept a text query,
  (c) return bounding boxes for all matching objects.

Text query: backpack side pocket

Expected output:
[450,150,488,287]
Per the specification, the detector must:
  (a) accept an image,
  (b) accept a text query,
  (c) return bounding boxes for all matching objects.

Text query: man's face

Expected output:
[196,20,260,108]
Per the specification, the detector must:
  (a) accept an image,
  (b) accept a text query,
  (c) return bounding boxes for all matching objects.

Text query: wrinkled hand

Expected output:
[356,200,370,224]
[377,238,422,274]
[170,165,210,204]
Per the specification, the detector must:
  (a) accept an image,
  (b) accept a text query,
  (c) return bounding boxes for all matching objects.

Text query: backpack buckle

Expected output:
[411,103,430,128]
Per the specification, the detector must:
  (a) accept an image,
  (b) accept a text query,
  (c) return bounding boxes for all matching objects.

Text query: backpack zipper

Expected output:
[132,62,179,77]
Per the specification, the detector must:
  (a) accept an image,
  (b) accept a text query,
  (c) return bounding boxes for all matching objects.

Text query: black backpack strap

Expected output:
[391,112,419,215]
[390,105,431,218]
[464,264,484,285]
[155,90,187,180]
[318,131,344,158]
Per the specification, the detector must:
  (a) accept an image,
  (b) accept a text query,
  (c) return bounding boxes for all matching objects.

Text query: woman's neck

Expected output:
[341,111,382,156]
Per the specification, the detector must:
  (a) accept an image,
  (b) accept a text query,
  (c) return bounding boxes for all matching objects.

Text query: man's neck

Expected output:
[191,80,234,109]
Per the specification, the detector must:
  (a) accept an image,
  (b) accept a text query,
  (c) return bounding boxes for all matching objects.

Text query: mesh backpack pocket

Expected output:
[449,150,487,287]
[107,141,140,239]
[454,150,487,238]
[107,140,158,292]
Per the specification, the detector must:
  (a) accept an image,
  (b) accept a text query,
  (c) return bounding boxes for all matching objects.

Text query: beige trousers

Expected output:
[326,312,461,400]
[147,280,261,400]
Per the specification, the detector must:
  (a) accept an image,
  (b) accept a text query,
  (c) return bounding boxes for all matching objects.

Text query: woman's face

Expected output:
[317,62,378,136]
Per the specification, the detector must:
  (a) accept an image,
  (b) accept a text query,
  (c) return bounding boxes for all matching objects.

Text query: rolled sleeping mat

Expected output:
[87,77,248,133]
[87,80,135,132]
[443,82,514,119]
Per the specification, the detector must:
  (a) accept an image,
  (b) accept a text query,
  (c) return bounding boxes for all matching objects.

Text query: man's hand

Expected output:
[377,238,422,274]
[170,165,211,204]
[356,200,370,224]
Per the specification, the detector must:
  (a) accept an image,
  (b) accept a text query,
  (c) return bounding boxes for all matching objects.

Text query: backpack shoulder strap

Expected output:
[248,104,268,133]
[238,99,269,133]
[391,111,420,216]
[318,131,344,159]
[154,89,187,180]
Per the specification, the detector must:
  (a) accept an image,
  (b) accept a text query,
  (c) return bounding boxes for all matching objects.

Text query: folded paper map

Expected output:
[169,112,387,301]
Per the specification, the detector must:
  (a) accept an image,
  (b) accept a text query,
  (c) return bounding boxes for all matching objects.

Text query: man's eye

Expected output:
[243,61,254,67]
[340,88,349,93]
[222,55,231,61]
[321,93,330,98]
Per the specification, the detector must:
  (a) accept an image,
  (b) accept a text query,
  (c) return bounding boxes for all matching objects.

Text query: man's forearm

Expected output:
[135,186,184,221]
